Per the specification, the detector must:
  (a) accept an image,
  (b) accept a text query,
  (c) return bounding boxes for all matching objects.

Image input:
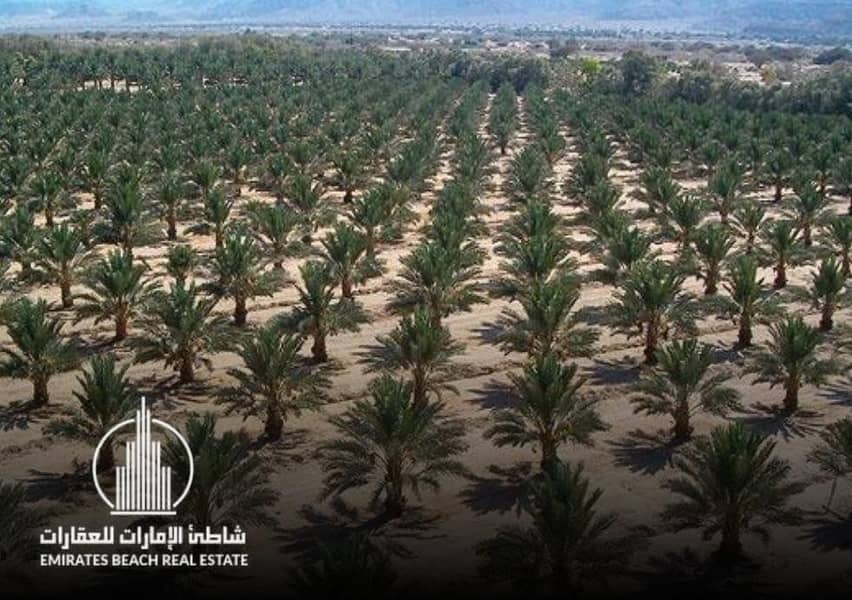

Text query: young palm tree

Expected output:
[507,146,552,202]
[761,220,802,289]
[609,260,696,365]
[485,353,605,470]
[363,306,464,406]
[37,223,87,308]
[809,257,848,332]
[475,461,630,595]
[349,184,410,257]
[633,340,741,442]
[388,242,483,329]
[133,283,232,384]
[75,250,157,341]
[831,154,852,215]
[0,204,40,280]
[719,255,781,348]
[165,244,197,286]
[290,534,398,598]
[732,201,766,254]
[318,223,379,299]
[790,184,828,247]
[164,412,277,529]
[825,215,852,278]
[187,187,232,249]
[707,161,742,224]
[746,316,837,413]
[330,150,365,204]
[764,147,792,203]
[45,354,136,470]
[496,275,598,359]
[0,481,52,573]
[276,261,365,363]
[28,169,63,228]
[601,225,655,282]
[220,324,329,441]
[246,202,299,270]
[155,170,185,242]
[808,417,852,508]
[663,422,803,559]
[285,173,332,243]
[320,375,468,518]
[662,194,706,259]
[205,232,280,327]
[0,298,76,406]
[693,224,734,295]
[98,176,158,254]
[188,160,221,204]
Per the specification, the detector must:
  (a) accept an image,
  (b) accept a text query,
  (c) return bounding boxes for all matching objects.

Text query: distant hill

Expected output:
[1,0,850,40]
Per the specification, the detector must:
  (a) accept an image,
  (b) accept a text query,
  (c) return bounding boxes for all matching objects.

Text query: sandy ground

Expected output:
[2,91,851,596]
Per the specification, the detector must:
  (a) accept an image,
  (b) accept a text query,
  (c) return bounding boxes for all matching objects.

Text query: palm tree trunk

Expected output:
[166,210,177,241]
[341,276,353,299]
[540,438,558,471]
[738,311,752,348]
[774,259,787,289]
[234,297,247,327]
[774,181,782,203]
[719,517,742,559]
[179,356,195,384]
[820,300,835,332]
[45,204,54,228]
[100,442,115,472]
[311,332,328,363]
[384,471,405,519]
[673,398,692,442]
[343,189,353,204]
[60,280,73,309]
[803,223,813,247]
[704,268,718,295]
[32,375,49,407]
[644,319,660,365]
[413,370,427,406]
[115,311,128,341]
[264,403,283,441]
[783,376,800,414]
[842,252,851,278]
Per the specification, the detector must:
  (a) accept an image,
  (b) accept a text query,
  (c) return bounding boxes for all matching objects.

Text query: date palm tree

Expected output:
[663,422,803,559]
[285,173,332,243]
[708,160,742,224]
[718,254,781,348]
[290,533,398,598]
[808,417,852,509]
[693,224,734,295]
[609,260,697,365]
[485,352,605,470]
[761,220,802,289]
[45,354,136,470]
[662,194,706,260]
[133,283,232,384]
[246,202,299,270]
[220,323,328,441]
[0,204,40,280]
[508,146,552,203]
[633,340,741,443]
[363,306,463,407]
[825,215,852,278]
[330,150,365,204]
[349,184,410,257]
[789,183,828,247]
[0,298,76,406]
[318,223,379,299]
[165,244,196,286]
[320,375,468,518]
[600,225,655,283]
[205,231,280,327]
[276,261,365,363]
[37,223,87,308]
[495,274,598,359]
[0,481,52,575]
[188,159,221,204]
[809,257,848,332]
[475,461,630,595]
[29,169,63,228]
[155,170,185,242]
[732,201,766,255]
[75,250,157,341]
[98,175,158,254]
[187,187,232,249]
[831,154,852,215]
[389,241,483,329]
[164,412,277,529]
[763,147,792,204]
[746,316,837,413]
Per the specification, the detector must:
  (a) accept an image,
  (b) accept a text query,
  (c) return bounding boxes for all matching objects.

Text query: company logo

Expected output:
[92,397,194,516]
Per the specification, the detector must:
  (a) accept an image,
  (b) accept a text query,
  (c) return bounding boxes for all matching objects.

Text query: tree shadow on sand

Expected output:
[253,428,311,464]
[609,428,679,475]
[800,508,852,553]
[739,402,824,440]
[459,462,532,516]
[22,461,90,504]
[0,400,45,431]
[469,380,514,410]
[643,547,773,598]
[276,497,445,565]
[582,357,641,386]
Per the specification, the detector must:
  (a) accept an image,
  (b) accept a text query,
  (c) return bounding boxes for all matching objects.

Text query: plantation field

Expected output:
[1,38,851,597]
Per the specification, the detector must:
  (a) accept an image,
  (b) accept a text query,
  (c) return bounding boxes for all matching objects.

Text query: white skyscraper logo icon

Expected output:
[93,397,194,516]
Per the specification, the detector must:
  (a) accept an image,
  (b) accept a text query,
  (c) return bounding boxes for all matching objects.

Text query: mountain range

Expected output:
[1,0,850,39]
